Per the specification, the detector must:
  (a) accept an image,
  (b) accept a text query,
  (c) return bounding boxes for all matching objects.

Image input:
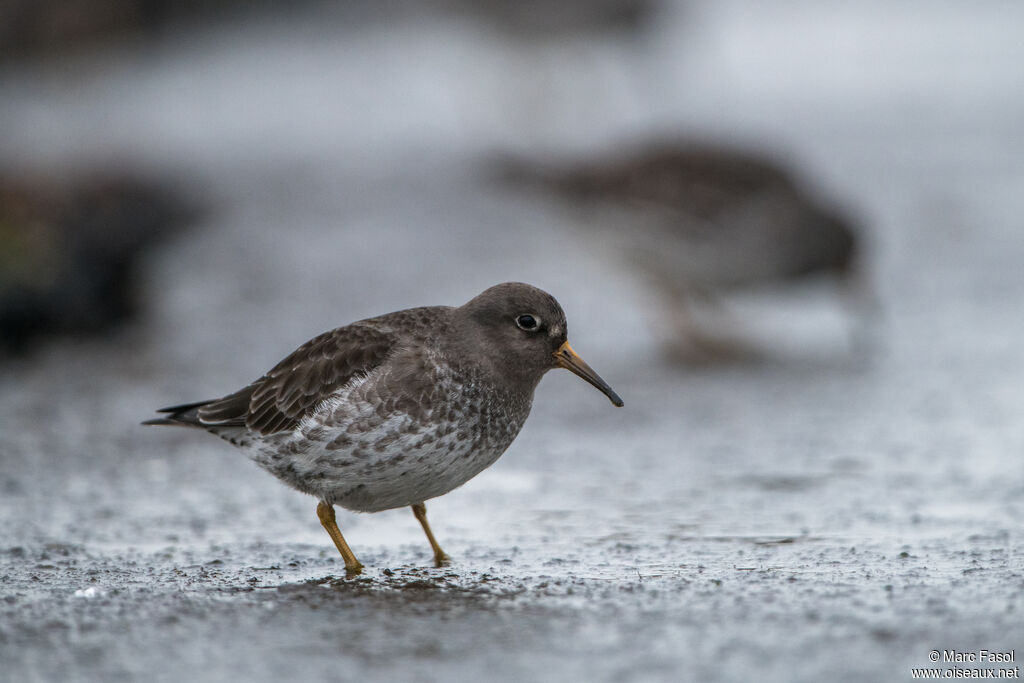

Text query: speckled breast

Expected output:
[246,361,533,512]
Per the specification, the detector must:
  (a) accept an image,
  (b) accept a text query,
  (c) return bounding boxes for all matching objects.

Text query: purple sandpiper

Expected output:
[145,282,622,575]
[498,141,868,363]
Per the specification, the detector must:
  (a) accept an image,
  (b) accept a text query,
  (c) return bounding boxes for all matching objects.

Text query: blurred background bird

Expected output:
[496,139,872,364]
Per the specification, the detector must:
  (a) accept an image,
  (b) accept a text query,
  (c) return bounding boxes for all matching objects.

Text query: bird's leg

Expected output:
[411,502,451,568]
[316,501,363,576]
[836,262,882,362]
[655,276,754,365]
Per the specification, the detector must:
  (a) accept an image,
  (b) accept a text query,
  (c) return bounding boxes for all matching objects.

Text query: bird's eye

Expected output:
[516,314,540,331]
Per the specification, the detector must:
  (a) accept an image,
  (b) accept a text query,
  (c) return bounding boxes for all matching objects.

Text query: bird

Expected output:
[144,282,623,575]
[496,141,869,363]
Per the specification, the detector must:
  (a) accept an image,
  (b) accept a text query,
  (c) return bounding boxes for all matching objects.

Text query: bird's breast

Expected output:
[252,369,533,512]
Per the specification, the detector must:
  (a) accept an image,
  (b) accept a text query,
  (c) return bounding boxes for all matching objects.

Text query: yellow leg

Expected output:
[316,501,364,576]
[411,502,451,568]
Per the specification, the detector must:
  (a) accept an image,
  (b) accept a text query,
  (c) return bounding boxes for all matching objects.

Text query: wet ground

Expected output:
[2,2,1023,681]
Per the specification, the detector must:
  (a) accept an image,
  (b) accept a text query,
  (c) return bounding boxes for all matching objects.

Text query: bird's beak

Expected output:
[554,341,624,407]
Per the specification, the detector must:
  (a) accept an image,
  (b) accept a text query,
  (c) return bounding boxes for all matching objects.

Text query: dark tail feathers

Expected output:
[141,399,215,427]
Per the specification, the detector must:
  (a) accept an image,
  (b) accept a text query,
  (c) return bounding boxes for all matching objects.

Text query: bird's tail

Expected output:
[141,399,214,427]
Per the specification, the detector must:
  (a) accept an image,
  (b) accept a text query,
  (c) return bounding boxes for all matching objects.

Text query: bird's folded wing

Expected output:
[198,323,399,435]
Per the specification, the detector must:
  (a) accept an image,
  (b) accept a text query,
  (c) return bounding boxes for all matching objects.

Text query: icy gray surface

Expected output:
[1,2,1023,682]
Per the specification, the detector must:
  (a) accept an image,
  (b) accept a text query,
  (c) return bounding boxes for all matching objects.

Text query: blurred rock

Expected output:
[0,0,290,60]
[437,0,654,36]
[0,172,201,352]
[496,140,869,363]
[0,0,656,61]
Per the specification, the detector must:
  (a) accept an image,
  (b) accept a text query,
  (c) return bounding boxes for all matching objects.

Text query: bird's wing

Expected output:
[197,322,400,435]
